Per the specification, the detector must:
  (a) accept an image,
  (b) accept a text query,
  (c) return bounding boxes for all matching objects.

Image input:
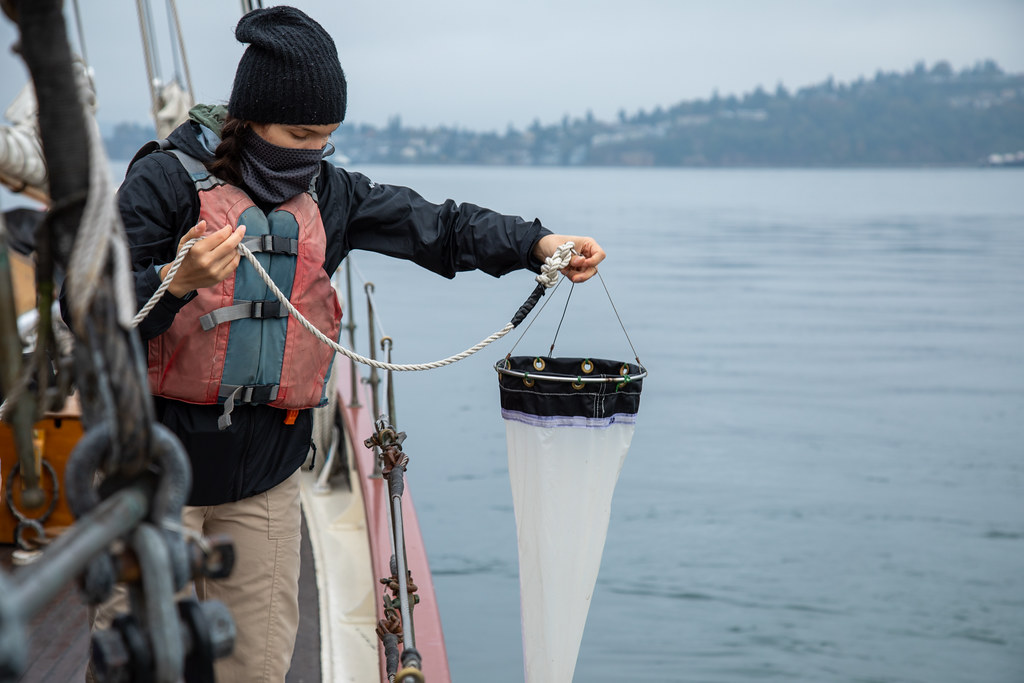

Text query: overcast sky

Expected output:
[2,1,1023,132]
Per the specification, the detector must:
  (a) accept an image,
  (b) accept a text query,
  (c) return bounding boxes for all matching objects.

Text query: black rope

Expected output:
[507,277,564,358]
[510,282,547,328]
[381,632,399,677]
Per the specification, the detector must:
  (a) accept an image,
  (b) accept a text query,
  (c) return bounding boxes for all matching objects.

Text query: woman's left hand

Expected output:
[533,234,606,283]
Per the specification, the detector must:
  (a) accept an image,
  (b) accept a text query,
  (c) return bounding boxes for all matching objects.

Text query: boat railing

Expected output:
[327,257,430,682]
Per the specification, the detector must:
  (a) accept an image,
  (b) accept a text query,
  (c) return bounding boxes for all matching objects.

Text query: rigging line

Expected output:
[70,0,89,66]
[363,282,391,346]
[142,0,161,76]
[344,255,369,289]
[132,240,576,373]
[547,280,575,357]
[344,257,389,342]
[135,0,159,113]
[165,0,183,86]
[166,0,194,98]
[142,0,162,76]
[596,269,642,364]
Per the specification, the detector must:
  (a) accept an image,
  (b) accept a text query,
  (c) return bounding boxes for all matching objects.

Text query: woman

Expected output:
[115,6,605,682]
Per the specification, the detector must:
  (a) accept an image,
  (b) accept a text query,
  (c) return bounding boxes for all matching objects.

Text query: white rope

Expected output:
[534,244,574,289]
[130,236,194,327]
[133,238,575,372]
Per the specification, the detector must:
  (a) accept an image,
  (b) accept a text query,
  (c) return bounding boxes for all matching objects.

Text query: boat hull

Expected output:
[303,356,451,682]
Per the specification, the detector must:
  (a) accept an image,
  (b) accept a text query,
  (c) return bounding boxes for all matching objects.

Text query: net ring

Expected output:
[581,359,594,374]
[533,358,546,372]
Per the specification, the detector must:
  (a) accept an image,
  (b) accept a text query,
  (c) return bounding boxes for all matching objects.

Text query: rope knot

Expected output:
[535,241,574,289]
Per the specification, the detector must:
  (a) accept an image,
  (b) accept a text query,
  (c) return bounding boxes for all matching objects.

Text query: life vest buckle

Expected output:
[250,300,283,319]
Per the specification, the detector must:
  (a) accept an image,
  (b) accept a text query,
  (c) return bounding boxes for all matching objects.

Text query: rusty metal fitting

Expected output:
[380,572,419,605]
[376,605,403,639]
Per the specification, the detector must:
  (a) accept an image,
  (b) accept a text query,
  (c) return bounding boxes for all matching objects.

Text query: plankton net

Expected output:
[495,273,645,682]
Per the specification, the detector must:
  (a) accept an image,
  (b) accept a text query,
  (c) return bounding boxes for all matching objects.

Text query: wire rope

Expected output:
[70,0,89,66]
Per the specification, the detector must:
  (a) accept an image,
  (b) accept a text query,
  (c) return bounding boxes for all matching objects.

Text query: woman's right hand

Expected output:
[160,220,247,297]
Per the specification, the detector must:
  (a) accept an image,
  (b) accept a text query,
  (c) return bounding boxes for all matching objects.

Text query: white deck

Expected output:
[298,441,380,683]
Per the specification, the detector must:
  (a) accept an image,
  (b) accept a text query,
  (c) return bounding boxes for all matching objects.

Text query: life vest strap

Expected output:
[218,383,280,404]
[216,383,281,430]
[242,234,299,256]
[199,300,289,331]
[165,148,226,190]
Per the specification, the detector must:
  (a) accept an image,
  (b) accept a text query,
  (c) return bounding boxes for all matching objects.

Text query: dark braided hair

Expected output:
[206,116,247,186]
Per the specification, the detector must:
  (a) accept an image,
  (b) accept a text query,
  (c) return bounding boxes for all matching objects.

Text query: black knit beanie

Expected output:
[228,6,347,125]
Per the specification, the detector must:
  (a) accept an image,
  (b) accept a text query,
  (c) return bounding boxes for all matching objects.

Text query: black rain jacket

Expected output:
[122,111,550,506]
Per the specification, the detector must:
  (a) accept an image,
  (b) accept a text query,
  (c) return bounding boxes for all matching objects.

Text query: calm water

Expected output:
[339,166,1024,683]
[5,165,1020,682]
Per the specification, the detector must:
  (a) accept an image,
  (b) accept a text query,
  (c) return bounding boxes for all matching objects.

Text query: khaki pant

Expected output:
[89,470,303,682]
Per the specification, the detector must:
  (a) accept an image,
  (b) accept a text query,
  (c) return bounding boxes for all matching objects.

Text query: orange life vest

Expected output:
[146,149,341,425]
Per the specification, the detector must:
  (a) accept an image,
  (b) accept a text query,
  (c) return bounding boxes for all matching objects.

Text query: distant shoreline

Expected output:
[101,61,1023,169]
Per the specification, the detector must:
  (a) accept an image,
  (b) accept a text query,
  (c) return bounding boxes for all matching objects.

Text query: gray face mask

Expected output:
[238,128,324,204]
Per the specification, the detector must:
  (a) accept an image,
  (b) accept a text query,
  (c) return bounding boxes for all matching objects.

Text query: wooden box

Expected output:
[0,395,82,544]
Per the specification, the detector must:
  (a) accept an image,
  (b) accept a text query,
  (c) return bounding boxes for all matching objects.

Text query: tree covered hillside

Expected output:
[104,60,1024,167]
[587,60,1023,166]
